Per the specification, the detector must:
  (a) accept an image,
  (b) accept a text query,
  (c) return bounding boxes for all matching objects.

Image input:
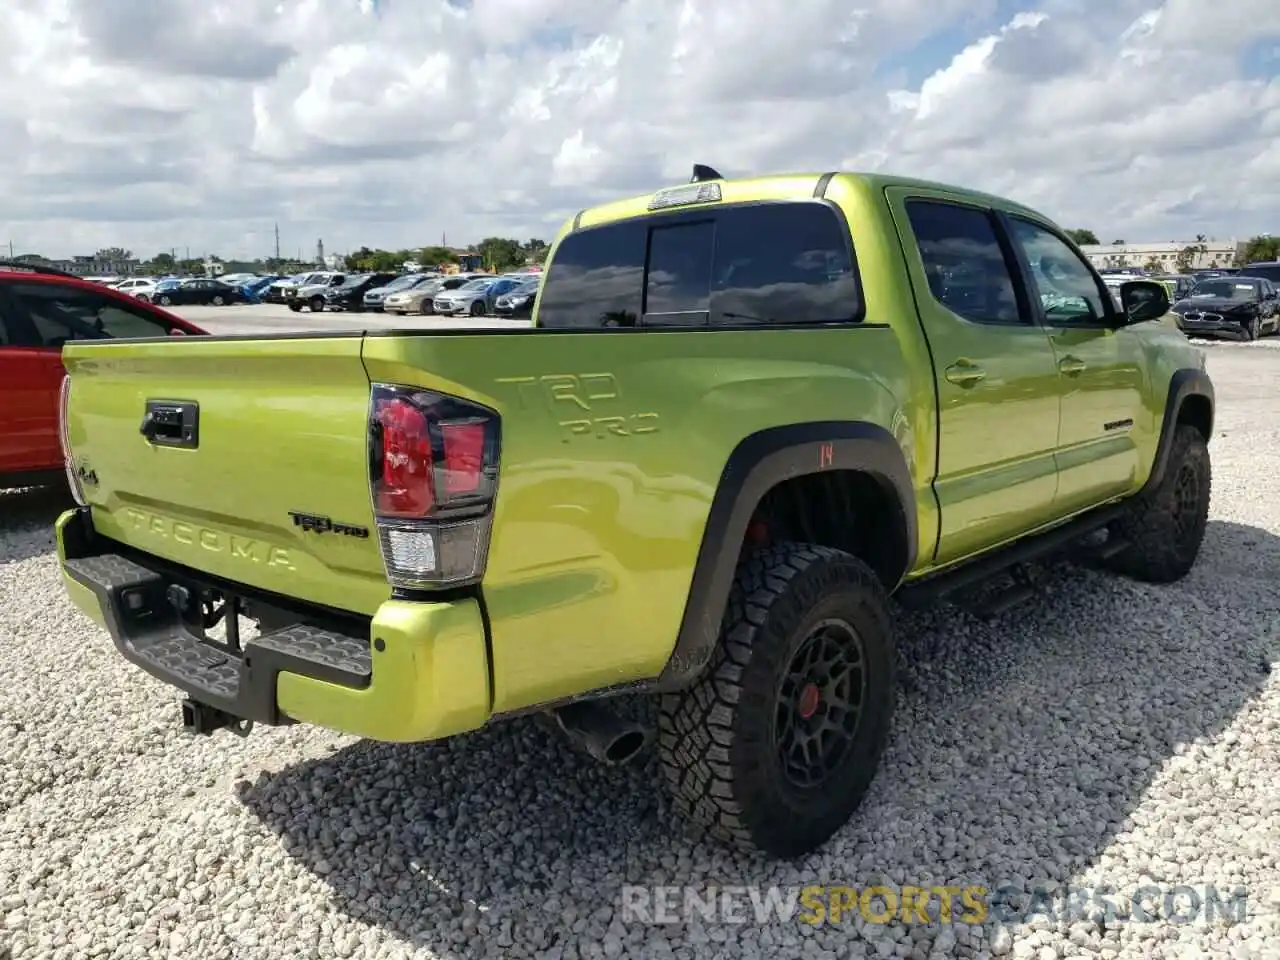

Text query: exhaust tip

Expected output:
[604,729,647,766]
[551,700,651,767]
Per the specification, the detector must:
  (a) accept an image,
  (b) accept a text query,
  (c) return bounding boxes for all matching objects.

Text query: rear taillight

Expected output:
[57,375,87,506]
[368,383,500,589]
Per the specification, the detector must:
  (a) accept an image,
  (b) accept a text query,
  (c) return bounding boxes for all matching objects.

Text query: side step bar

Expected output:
[898,502,1128,609]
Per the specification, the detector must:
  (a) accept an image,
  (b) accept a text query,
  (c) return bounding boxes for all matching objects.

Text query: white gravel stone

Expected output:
[1,341,1278,960]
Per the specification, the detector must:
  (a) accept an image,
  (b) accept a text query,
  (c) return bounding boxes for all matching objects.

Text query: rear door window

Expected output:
[904,200,1026,325]
[537,201,859,328]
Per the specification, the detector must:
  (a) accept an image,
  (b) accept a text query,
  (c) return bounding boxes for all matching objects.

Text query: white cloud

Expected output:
[0,0,1276,261]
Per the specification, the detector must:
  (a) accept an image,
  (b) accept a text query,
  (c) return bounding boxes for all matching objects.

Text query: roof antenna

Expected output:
[690,164,723,183]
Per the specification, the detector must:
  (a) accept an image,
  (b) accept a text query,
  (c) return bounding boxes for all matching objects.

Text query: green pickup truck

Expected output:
[52,167,1213,859]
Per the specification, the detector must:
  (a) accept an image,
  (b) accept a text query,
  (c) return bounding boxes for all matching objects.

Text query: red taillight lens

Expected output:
[440,421,485,496]
[368,383,501,589]
[374,397,435,517]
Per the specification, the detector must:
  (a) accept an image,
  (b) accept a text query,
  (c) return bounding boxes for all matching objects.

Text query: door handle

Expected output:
[1058,355,1087,376]
[944,361,986,386]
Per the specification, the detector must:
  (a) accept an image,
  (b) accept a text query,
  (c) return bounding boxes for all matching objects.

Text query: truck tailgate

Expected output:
[60,336,390,616]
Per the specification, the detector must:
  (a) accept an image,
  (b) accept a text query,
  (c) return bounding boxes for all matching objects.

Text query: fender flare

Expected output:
[1142,368,1215,496]
[651,421,917,691]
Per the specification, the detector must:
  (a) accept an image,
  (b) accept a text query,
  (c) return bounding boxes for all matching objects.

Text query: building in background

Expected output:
[1079,240,1244,272]
[14,253,143,276]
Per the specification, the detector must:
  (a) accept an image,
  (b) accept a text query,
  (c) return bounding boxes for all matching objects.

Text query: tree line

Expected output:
[342,237,548,273]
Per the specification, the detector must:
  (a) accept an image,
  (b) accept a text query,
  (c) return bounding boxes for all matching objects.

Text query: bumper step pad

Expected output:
[64,553,371,726]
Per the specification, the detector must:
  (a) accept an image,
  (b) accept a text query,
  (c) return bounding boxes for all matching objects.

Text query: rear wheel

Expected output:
[419,299,433,316]
[309,296,324,312]
[212,295,225,306]
[1101,424,1210,583]
[136,294,150,303]
[470,300,485,317]
[657,543,896,858]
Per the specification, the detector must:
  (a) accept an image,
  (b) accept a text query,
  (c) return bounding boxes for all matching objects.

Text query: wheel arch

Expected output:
[1144,367,1214,496]
[652,421,917,692]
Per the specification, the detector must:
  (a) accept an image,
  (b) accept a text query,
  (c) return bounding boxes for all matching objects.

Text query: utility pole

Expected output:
[274,222,280,261]
[7,241,13,258]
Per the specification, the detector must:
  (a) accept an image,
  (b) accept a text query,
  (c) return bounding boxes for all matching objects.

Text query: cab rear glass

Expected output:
[537,200,862,328]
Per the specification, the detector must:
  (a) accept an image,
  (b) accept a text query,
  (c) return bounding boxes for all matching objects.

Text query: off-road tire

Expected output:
[657,542,896,859]
[1102,423,1210,583]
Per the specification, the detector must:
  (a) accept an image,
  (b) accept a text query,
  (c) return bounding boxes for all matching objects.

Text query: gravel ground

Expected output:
[2,339,1280,960]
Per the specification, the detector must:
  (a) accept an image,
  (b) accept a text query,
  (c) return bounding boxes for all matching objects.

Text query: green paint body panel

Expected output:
[275,598,492,742]
[55,170,1209,742]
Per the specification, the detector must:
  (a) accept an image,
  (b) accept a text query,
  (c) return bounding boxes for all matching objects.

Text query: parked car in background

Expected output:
[1151,274,1196,302]
[265,272,335,304]
[1241,261,1280,284]
[432,276,522,317]
[239,276,282,302]
[323,272,399,312]
[152,279,184,296]
[0,260,205,490]
[493,277,540,317]
[112,278,158,301]
[153,278,249,307]
[363,273,438,312]
[1171,275,1280,340]
[264,274,301,303]
[286,273,347,312]
[383,274,481,315]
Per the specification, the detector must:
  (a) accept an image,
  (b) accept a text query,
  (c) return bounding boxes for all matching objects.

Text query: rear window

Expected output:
[537,200,861,328]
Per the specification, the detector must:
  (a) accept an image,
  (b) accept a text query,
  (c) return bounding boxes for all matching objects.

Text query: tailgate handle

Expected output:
[141,400,199,448]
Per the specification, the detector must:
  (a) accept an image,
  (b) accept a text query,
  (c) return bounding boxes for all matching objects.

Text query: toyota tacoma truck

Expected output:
[53,167,1214,859]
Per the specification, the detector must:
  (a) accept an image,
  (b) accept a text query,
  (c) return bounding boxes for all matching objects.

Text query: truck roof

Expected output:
[566,168,1053,235]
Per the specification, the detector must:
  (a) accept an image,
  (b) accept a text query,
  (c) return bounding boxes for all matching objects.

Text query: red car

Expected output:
[0,261,205,489]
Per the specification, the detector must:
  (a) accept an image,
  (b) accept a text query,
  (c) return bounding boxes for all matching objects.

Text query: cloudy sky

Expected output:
[1,0,1277,262]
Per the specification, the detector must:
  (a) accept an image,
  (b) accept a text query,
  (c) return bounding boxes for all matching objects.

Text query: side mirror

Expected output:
[1119,280,1170,325]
